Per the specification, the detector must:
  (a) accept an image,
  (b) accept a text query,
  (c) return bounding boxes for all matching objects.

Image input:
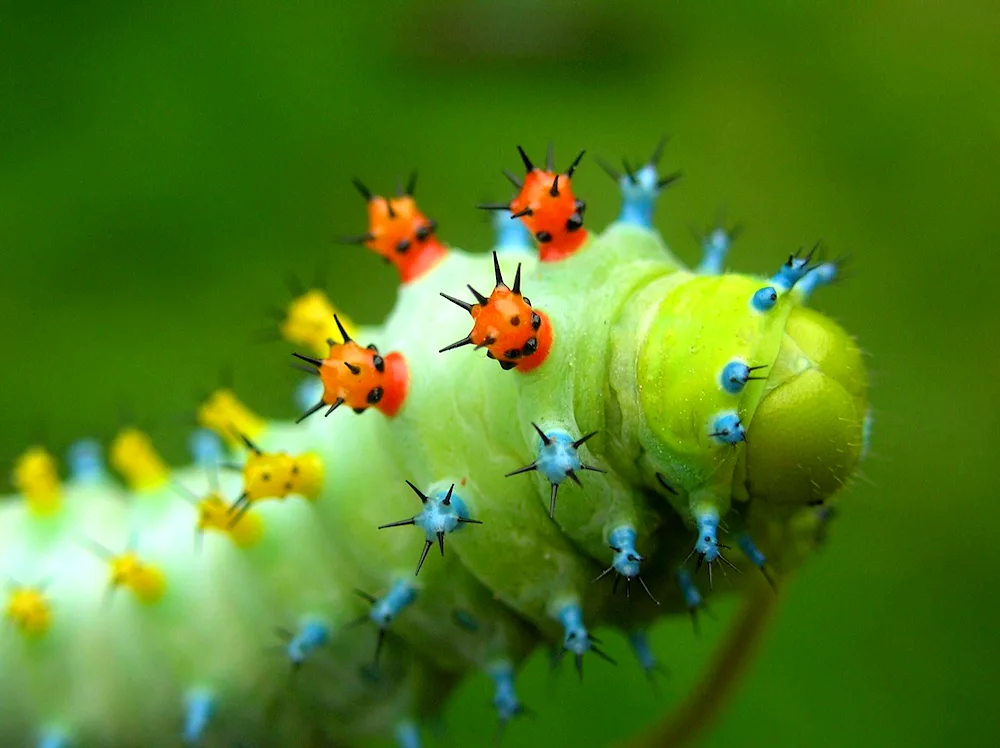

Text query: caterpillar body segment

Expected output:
[0,141,869,747]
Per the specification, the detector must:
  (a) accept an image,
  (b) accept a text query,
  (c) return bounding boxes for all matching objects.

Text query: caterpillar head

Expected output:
[635,274,868,509]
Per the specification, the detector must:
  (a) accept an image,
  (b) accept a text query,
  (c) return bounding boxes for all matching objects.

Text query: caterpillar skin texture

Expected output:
[0,145,869,747]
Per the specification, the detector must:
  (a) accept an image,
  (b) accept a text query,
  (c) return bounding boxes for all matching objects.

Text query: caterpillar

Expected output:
[1,140,870,747]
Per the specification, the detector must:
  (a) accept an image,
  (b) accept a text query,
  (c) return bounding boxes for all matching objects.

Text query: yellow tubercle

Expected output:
[12,446,62,516]
[108,552,166,604]
[291,452,324,500]
[6,587,52,637]
[110,428,169,492]
[243,450,296,503]
[197,493,263,547]
[197,389,265,445]
[281,289,357,358]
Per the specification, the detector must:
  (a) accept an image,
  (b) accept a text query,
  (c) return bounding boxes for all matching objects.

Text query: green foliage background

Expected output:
[2,2,996,746]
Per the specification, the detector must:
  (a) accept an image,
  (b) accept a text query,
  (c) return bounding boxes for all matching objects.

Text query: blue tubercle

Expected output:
[736,532,776,590]
[602,138,679,228]
[506,424,604,518]
[795,260,838,299]
[379,482,482,575]
[770,247,818,293]
[860,407,874,462]
[710,412,746,444]
[594,526,659,603]
[697,226,737,275]
[555,602,615,680]
[67,439,104,483]
[627,629,667,683]
[372,581,418,625]
[719,360,767,394]
[693,507,721,564]
[751,285,778,312]
[182,688,214,744]
[37,730,69,748]
[488,659,524,729]
[188,429,223,470]
[286,618,329,667]
[294,377,324,414]
[492,209,533,253]
[394,720,421,748]
[675,568,705,632]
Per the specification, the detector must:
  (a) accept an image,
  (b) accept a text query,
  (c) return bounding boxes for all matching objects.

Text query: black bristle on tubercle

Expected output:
[550,174,560,197]
[337,232,375,245]
[517,145,534,172]
[566,149,586,178]
[595,156,622,183]
[502,169,523,189]
[493,251,505,288]
[478,202,513,212]
[292,352,323,368]
[296,400,326,424]
[334,314,352,344]
[512,264,522,295]
[649,135,669,166]
[440,293,473,312]
[545,141,555,171]
[352,178,372,201]
[405,171,418,196]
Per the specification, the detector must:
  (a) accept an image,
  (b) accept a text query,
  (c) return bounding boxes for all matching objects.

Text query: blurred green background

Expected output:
[2,1,997,746]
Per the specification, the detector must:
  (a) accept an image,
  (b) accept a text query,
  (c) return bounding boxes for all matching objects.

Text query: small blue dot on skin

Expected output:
[711,412,746,444]
[535,431,583,485]
[752,286,778,312]
[720,360,751,394]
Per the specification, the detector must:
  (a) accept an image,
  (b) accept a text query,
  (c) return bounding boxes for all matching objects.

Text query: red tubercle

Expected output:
[375,351,408,417]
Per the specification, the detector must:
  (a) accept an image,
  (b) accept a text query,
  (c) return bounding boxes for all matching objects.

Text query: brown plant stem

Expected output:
[619,585,780,748]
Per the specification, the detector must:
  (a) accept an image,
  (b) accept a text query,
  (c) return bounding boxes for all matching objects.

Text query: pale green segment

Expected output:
[635,274,792,519]
[0,469,428,746]
[360,223,698,625]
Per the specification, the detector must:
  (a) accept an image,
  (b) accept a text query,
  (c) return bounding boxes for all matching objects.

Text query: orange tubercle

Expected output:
[293,314,408,420]
[347,177,448,284]
[504,146,588,262]
[440,252,552,372]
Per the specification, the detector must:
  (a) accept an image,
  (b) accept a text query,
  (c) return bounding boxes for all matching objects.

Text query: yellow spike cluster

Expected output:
[107,552,166,604]
[5,586,52,637]
[241,449,324,504]
[197,389,265,446]
[281,289,357,357]
[110,427,169,492]
[12,446,62,515]
[196,493,263,547]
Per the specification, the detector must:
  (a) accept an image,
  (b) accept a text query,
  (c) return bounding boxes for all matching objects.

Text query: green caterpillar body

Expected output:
[0,148,869,747]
